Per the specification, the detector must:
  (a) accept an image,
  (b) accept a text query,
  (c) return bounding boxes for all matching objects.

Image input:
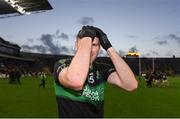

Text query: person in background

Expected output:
[39,72,46,88]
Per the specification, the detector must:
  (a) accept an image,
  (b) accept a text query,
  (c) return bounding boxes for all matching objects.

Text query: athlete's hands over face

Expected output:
[94,27,112,51]
[77,25,112,51]
[77,26,97,41]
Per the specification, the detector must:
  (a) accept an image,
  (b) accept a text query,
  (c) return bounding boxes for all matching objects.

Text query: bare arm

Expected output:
[93,26,138,91]
[107,47,138,91]
[59,37,92,91]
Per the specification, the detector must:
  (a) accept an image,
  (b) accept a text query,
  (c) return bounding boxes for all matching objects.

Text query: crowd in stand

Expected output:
[0,60,49,79]
[0,60,48,89]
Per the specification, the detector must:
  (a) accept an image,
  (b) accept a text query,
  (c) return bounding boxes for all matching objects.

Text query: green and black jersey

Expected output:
[53,58,115,118]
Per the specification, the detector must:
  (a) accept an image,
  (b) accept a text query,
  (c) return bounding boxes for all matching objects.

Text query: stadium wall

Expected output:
[96,57,180,76]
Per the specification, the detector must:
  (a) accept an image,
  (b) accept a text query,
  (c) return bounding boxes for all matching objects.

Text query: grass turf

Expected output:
[0,76,57,118]
[0,76,180,117]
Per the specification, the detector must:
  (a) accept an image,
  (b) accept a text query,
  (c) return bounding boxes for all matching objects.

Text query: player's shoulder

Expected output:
[57,57,72,65]
[54,58,72,75]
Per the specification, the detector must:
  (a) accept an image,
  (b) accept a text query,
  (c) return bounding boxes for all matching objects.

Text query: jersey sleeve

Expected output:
[95,61,116,82]
[53,58,71,85]
[103,64,116,81]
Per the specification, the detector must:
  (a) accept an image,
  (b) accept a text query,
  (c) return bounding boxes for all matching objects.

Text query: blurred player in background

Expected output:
[39,72,46,88]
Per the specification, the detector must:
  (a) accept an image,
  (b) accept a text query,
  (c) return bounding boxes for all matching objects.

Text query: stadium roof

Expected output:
[0,0,53,18]
[0,37,20,49]
[0,53,34,61]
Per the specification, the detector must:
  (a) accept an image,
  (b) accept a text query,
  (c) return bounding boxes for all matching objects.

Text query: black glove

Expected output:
[94,27,112,51]
[77,26,97,40]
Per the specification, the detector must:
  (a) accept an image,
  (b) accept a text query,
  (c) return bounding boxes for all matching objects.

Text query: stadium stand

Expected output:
[0,37,180,78]
[0,37,35,78]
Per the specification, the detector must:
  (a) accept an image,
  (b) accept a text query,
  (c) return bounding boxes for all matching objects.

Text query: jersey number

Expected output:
[88,73,94,83]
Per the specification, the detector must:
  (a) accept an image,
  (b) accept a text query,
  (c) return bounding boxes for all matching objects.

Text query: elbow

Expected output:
[125,80,138,92]
[71,83,84,91]
[66,74,85,91]
[127,81,138,92]
[71,79,84,91]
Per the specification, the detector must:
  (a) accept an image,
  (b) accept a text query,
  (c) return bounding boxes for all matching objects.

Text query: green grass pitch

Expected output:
[0,76,180,118]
